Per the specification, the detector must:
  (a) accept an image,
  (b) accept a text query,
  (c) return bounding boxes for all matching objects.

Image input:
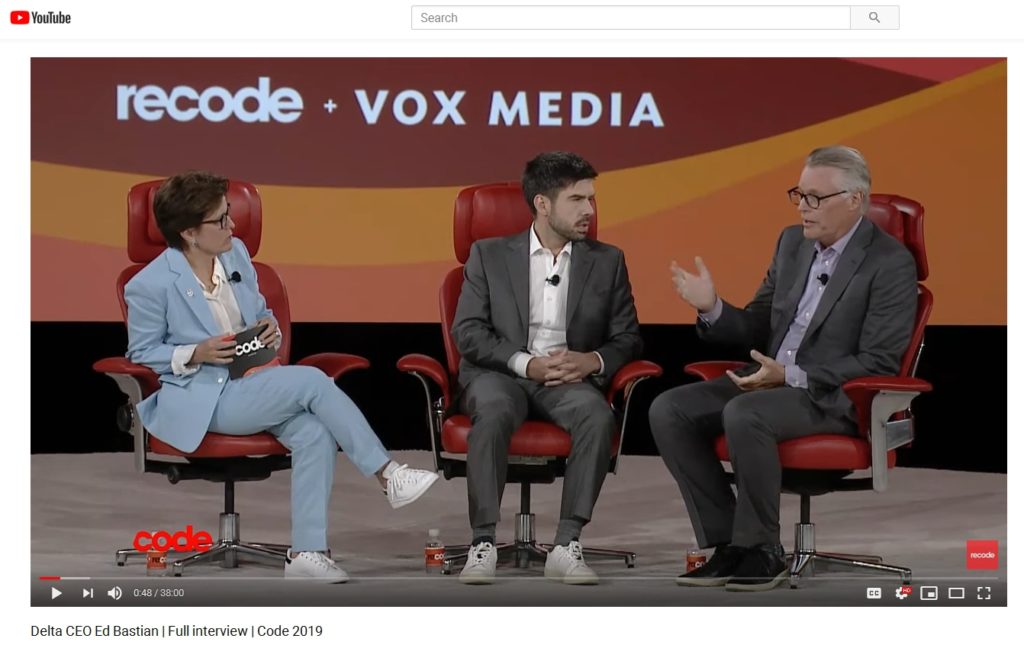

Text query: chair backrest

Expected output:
[119,179,292,364]
[441,182,599,378]
[866,194,932,377]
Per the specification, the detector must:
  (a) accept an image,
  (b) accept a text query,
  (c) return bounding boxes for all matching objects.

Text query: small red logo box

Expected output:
[966,540,999,570]
[11,11,30,25]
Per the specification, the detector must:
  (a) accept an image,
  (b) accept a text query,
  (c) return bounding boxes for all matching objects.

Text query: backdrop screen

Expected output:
[31,58,1006,324]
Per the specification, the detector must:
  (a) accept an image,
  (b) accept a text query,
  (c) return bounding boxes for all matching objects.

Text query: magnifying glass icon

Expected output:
[868,11,880,22]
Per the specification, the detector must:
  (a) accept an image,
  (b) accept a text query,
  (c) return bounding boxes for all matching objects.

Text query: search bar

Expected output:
[412,5,900,30]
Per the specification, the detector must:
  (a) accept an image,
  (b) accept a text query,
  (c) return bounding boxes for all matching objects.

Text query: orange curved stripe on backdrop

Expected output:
[272,260,457,322]
[596,62,1005,235]
[843,58,1001,82]
[32,62,1003,267]
[32,64,1005,324]
[32,236,129,321]
[29,165,462,265]
[605,70,1006,327]
[31,234,459,322]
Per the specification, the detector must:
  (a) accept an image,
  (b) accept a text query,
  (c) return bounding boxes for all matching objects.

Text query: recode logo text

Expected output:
[133,525,213,552]
[965,540,999,570]
[116,77,303,123]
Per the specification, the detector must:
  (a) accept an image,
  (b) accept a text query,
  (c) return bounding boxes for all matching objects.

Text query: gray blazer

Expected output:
[699,218,918,419]
[452,230,643,392]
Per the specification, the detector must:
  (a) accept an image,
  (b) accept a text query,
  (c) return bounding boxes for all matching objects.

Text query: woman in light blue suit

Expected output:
[125,171,438,580]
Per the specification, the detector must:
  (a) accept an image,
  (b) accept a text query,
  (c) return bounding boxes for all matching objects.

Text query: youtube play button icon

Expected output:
[11,10,30,25]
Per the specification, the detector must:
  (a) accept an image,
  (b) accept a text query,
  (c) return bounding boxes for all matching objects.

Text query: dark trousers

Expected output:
[648,376,855,548]
[459,372,616,534]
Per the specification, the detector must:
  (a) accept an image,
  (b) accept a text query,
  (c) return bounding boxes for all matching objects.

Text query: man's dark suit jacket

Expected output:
[700,218,918,419]
[452,229,642,392]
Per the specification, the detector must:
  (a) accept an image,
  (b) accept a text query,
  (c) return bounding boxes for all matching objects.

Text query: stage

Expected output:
[30,452,1006,606]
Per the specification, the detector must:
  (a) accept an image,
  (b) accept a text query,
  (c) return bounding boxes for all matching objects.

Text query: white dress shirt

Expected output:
[170,257,246,376]
[507,225,604,378]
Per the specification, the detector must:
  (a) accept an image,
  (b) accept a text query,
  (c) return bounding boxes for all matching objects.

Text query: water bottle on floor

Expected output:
[686,545,707,572]
[425,528,445,574]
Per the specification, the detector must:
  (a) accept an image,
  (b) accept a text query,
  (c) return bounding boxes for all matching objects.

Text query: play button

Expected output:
[51,587,61,600]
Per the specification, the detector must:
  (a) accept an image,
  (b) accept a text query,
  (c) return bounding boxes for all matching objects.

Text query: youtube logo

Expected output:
[8,10,71,25]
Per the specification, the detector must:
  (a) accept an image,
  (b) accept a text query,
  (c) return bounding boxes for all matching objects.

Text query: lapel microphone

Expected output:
[545,274,561,286]
[228,271,242,283]
[817,273,829,286]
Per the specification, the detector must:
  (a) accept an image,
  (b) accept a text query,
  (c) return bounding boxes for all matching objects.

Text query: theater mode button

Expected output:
[11,10,30,24]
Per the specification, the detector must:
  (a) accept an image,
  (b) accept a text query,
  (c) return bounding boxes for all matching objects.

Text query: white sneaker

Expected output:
[284,551,349,582]
[544,541,599,585]
[385,464,439,509]
[459,541,497,584]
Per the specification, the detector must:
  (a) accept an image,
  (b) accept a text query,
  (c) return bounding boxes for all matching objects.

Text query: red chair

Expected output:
[93,179,370,576]
[398,182,662,573]
[683,194,932,587]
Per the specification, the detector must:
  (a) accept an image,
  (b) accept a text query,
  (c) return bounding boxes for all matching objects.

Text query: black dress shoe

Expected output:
[724,543,788,592]
[676,545,748,587]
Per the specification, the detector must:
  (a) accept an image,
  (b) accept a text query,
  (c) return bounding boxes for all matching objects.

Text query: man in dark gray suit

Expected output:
[451,151,642,584]
[649,146,917,592]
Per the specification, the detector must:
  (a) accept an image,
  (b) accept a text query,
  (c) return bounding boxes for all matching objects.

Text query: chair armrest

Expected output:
[843,376,932,493]
[842,376,933,410]
[684,360,746,382]
[92,357,158,474]
[397,353,452,407]
[92,357,161,395]
[295,353,370,380]
[843,375,933,432]
[397,353,452,475]
[605,360,662,475]
[607,360,663,404]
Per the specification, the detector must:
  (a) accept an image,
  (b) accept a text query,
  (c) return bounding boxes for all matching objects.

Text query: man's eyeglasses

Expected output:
[200,205,232,229]
[787,188,847,209]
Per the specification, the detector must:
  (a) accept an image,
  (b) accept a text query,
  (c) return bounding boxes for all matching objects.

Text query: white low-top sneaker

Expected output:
[385,464,440,509]
[459,542,497,584]
[544,541,599,585]
[284,551,349,582]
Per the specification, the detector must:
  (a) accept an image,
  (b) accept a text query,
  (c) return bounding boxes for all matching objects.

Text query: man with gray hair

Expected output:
[649,145,917,591]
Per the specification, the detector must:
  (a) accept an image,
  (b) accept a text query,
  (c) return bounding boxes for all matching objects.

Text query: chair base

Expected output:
[114,512,289,576]
[788,521,911,588]
[440,511,636,574]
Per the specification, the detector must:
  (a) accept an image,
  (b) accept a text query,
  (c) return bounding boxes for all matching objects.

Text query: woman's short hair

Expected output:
[152,171,228,250]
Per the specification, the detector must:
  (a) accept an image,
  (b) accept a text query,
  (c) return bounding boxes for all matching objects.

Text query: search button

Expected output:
[853,6,900,29]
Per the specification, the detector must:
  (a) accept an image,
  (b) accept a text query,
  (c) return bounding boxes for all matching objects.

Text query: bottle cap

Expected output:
[428,528,440,537]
